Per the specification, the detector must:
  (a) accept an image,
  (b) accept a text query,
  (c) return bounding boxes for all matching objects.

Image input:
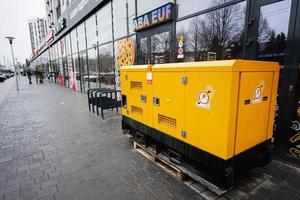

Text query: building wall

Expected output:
[28,18,48,52]
[30,0,300,165]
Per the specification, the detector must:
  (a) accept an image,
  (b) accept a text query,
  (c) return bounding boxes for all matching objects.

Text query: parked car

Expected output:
[0,70,14,78]
[0,73,6,82]
[4,73,11,78]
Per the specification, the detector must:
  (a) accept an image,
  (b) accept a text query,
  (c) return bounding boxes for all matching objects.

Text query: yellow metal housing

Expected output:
[120,60,279,160]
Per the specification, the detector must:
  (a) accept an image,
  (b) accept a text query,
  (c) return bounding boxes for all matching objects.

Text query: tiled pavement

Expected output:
[0,77,299,200]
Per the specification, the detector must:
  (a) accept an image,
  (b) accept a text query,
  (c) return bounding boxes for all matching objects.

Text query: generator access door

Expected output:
[152,71,185,140]
[235,72,274,155]
[184,71,236,160]
[121,71,152,126]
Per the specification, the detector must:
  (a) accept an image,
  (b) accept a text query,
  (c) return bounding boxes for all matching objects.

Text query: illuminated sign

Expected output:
[133,3,174,32]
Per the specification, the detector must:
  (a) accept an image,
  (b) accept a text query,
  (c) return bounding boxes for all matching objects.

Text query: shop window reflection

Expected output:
[257,0,291,65]
[97,2,113,44]
[62,57,68,87]
[79,52,88,92]
[88,48,99,88]
[77,23,87,52]
[65,34,72,56]
[99,43,115,89]
[140,37,148,64]
[67,56,73,87]
[150,31,171,64]
[71,29,78,54]
[113,0,136,39]
[176,1,246,62]
[86,14,97,49]
[73,54,81,91]
[177,0,235,18]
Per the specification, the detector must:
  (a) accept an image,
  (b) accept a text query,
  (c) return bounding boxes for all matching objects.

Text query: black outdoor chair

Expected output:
[95,89,121,119]
[87,88,112,113]
[87,88,102,112]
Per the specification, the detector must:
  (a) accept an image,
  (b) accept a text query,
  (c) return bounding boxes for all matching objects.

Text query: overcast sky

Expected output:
[0,0,45,66]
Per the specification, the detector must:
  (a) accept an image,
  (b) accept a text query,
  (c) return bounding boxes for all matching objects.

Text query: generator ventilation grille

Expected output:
[130,81,142,90]
[158,114,176,128]
[131,106,143,116]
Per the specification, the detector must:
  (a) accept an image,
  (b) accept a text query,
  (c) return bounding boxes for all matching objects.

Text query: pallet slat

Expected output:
[133,141,184,181]
[132,141,227,196]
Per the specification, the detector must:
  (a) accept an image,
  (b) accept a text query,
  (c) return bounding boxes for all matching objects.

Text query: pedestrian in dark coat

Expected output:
[27,69,32,84]
[35,70,39,84]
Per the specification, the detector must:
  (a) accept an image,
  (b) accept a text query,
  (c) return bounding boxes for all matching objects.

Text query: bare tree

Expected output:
[258,14,273,44]
[186,1,246,60]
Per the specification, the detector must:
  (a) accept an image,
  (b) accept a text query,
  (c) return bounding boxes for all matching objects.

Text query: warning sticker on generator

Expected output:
[252,80,265,104]
[146,72,152,84]
[196,85,215,109]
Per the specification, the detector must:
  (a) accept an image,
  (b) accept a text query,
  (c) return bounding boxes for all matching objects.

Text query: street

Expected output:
[0,78,299,200]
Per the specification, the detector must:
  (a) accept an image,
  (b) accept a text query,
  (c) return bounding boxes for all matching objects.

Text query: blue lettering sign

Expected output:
[133,3,174,31]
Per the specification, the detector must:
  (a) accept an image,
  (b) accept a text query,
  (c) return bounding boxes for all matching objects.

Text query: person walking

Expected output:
[27,69,32,84]
[35,70,39,84]
[39,70,44,83]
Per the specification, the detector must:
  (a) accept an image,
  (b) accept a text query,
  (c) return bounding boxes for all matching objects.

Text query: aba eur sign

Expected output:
[133,3,174,32]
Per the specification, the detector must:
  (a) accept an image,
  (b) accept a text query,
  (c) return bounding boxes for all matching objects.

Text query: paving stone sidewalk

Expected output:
[0,78,299,200]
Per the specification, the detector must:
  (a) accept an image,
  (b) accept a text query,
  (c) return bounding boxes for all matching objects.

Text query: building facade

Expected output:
[29,0,300,166]
[28,18,48,53]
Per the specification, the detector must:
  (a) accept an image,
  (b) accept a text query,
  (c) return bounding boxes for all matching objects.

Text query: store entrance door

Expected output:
[137,24,173,64]
[245,0,299,163]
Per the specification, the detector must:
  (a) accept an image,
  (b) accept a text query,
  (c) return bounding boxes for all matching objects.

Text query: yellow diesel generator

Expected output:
[120,60,279,189]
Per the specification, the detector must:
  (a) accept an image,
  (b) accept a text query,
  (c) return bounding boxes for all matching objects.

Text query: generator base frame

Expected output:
[122,116,272,190]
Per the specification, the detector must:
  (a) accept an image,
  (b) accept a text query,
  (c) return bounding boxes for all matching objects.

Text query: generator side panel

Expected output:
[184,72,236,160]
[267,71,279,139]
[120,71,152,127]
[152,71,186,141]
[235,72,274,155]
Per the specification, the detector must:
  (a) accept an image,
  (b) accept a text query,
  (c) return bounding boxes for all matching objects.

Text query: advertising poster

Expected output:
[115,37,135,90]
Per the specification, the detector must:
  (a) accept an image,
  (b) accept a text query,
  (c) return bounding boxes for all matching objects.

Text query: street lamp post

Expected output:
[5,36,19,91]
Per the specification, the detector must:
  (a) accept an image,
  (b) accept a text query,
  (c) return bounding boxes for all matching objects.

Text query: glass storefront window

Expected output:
[68,55,77,91]
[99,43,114,89]
[79,52,88,92]
[137,0,171,15]
[60,38,66,57]
[97,2,113,44]
[58,57,63,80]
[51,46,56,61]
[257,0,291,65]
[63,57,68,87]
[53,59,58,83]
[88,48,99,88]
[77,23,87,52]
[150,31,171,64]
[177,0,234,18]
[65,34,72,56]
[139,37,148,64]
[57,42,61,59]
[86,14,98,49]
[73,53,80,91]
[113,0,136,39]
[128,0,136,35]
[71,29,78,54]
[176,1,246,62]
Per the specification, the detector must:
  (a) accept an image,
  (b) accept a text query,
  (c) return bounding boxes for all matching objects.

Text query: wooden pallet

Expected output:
[132,141,227,196]
[133,141,184,181]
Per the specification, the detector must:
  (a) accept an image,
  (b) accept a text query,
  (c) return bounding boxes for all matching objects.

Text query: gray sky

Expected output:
[0,0,45,66]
